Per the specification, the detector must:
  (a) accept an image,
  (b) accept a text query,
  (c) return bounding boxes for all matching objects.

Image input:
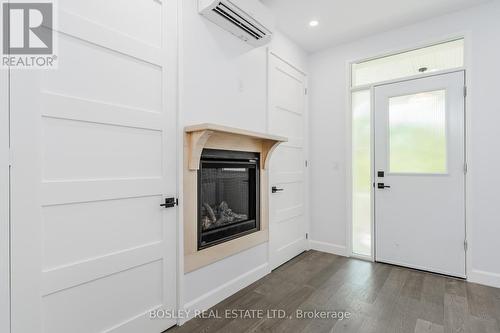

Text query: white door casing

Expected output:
[374,71,466,278]
[268,53,308,270]
[9,1,177,332]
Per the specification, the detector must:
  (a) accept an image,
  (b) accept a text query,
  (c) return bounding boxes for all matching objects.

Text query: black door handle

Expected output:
[160,197,178,208]
[272,186,284,193]
[377,183,391,189]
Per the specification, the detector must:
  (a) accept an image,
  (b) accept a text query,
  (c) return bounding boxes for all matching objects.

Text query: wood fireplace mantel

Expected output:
[185,123,287,171]
[183,123,287,273]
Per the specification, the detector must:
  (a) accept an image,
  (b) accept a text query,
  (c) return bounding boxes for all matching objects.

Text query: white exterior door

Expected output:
[374,71,466,277]
[9,2,177,332]
[268,54,308,270]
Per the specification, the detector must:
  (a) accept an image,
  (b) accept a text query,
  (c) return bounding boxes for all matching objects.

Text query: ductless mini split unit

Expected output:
[199,0,275,47]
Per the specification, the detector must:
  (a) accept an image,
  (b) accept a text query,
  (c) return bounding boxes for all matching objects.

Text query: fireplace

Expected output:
[184,123,285,272]
[198,149,260,250]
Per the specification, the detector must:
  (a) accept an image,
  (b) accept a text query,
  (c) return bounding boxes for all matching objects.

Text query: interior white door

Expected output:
[9,2,177,332]
[374,71,466,277]
[0,24,9,332]
[268,54,308,270]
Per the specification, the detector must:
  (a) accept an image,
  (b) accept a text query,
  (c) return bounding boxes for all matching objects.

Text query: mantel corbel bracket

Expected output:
[187,129,214,170]
[261,140,282,170]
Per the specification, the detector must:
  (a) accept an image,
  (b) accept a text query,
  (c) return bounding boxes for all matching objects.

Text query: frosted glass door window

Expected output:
[352,90,371,256]
[389,90,447,173]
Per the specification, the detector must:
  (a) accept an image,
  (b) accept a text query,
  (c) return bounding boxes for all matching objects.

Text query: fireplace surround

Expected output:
[184,124,286,272]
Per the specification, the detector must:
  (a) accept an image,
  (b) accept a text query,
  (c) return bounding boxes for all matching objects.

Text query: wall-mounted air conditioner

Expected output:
[199,0,275,47]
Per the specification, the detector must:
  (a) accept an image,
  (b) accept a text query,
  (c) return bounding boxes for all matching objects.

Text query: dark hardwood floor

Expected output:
[169,250,500,333]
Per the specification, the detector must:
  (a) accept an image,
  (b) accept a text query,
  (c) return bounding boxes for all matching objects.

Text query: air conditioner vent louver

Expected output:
[199,0,274,47]
[213,3,266,40]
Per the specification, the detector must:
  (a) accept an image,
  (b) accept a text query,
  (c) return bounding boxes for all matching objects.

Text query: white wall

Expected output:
[179,0,308,312]
[308,1,500,287]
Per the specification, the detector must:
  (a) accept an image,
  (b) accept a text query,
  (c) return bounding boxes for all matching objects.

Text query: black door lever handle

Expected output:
[160,197,178,208]
[272,186,284,193]
[377,183,391,189]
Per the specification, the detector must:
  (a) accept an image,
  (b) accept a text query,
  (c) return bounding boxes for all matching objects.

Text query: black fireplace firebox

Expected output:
[198,149,260,250]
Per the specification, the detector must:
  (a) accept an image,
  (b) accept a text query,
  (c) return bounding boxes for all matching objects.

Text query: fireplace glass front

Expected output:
[198,149,260,250]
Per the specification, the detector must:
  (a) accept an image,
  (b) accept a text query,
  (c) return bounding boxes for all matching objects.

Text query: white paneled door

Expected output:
[374,71,466,277]
[268,54,308,270]
[9,2,177,332]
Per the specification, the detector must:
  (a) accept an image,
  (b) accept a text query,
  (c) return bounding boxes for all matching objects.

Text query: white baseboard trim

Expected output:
[309,240,347,257]
[468,269,500,288]
[181,263,270,323]
[271,237,307,270]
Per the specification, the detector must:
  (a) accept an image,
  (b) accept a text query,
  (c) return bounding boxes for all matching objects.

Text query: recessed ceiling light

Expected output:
[309,20,319,27]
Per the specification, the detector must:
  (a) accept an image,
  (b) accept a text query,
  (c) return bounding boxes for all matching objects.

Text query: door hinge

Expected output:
[464,86,467,98]
[8,149,13,167]
[304,88,308,95]
[305,160,308,167]
[306,233,308,239]
[464,240,468,251]
[464,163,468,174]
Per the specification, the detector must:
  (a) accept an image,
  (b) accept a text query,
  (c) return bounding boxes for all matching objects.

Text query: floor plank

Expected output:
[167,251,500,333]
[414,319,444,333]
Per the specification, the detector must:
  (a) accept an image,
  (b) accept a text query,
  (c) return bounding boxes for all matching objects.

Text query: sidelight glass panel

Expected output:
[389,90,447,174]
[352,39,464,87]
[352,90,371,256]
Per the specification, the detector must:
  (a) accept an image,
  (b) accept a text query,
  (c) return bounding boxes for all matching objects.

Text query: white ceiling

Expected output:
[261,0,492,53]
